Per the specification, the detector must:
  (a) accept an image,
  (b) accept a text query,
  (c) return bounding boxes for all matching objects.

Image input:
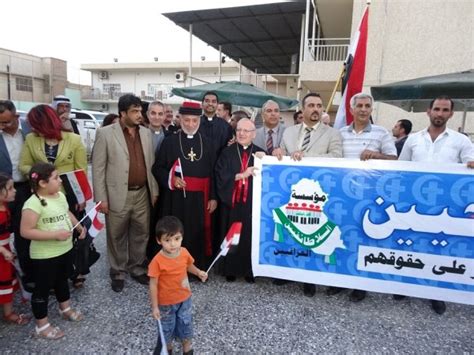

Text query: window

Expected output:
[16,77,33,92]
[103,83,121,92]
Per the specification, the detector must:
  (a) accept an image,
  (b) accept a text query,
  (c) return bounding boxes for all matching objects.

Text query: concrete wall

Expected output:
[352,0,474,134]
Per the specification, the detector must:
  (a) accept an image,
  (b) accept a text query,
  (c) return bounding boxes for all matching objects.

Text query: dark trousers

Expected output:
[31,250,72,320]
[10,182,33,286]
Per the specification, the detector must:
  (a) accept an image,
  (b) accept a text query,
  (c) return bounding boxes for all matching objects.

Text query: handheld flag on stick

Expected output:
[71,202,104,236]
[60,169,93,205]
[334,6,369,129]
[154,319,169,355]
[206,222,242,274]
[168,158,186,198]
[81,205,105,238]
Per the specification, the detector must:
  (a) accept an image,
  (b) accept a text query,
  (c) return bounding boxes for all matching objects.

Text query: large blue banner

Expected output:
[251,157,474,305]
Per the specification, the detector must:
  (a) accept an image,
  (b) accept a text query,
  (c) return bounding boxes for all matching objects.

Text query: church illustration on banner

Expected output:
[272,178,345,264]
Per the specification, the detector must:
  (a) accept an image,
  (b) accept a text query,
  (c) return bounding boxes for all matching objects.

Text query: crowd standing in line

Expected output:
[0,90,472,351]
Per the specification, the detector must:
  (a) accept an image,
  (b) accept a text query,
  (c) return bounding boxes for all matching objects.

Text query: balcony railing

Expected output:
[307,38,350,61]
[81,86,174,101]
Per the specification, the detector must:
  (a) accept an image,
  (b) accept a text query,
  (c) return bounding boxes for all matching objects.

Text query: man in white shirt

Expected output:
[399,96,473,165]
[398,95,473,315]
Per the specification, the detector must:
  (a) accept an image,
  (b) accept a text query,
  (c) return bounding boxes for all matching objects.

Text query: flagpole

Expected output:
[205,240,232,274]
[71,201,102,231]
[178,157,186,198]
[157,319,169,355]
[326,65,345,113]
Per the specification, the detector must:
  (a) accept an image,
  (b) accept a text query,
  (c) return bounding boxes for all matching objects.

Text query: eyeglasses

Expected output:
[0,120,14,127]
[236,128,255,134]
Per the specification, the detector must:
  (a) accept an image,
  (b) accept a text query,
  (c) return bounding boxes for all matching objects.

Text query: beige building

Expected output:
[0,48,68,104]
[80,60,255,113]
[163,0,473,135]
[301,0,473,133]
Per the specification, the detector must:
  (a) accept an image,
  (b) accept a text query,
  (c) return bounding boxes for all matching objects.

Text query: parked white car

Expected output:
[71,109,109,156]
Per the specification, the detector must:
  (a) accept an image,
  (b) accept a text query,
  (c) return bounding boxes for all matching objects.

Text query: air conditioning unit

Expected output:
[99,71,109,80]
[175,71,186,82]
[101,103,109,111]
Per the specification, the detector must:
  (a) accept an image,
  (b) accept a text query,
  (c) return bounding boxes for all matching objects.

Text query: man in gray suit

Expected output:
[0,100,33,289]
[253,100,285,154]
[273,93,342,161]
[272,92,343,297]
[92,94,158,292]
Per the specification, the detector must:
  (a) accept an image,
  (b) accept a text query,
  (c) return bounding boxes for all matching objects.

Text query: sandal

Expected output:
[72,277,85,289]
[35,323,64,340]
[3,312,30,325]
[59,306,83,321]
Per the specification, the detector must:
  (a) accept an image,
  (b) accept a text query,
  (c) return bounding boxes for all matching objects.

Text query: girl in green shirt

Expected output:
[21,162,86,340]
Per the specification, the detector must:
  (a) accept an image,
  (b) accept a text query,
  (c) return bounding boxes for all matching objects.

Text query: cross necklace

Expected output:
[179,132,203,162]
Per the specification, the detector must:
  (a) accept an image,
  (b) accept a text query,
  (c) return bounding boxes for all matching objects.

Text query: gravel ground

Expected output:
[1,229,473,354]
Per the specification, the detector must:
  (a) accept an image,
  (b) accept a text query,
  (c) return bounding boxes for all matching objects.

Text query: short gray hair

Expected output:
[350,93,373,109]
[262,100,279,112]
[147,101,164,113]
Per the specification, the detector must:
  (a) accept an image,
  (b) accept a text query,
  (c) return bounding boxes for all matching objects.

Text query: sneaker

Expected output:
[349,289,366,302]
[326,287,344,296]
[393,294,406,301]
[303,283,316,297]
[431,300,446,315]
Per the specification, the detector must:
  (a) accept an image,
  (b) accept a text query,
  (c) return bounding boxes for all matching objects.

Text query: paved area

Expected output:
[1,230,473,354]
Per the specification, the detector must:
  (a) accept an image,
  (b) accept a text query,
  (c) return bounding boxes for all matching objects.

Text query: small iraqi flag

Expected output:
[60,169,92,205]
[168,158,183,190]
[82,205,105,238]
[220,222,242,256]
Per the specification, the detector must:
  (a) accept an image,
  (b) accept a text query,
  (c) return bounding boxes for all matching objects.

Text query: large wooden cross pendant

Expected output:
[188,147,197,162]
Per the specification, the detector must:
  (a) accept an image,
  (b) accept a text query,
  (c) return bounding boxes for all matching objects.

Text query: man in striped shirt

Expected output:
[339,93,397,161]
[328,92,397,302]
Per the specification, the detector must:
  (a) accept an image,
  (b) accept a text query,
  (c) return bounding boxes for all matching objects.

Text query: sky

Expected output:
[2,0,284,84]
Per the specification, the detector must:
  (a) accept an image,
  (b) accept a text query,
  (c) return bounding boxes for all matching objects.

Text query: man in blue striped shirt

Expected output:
[328,92,397,302]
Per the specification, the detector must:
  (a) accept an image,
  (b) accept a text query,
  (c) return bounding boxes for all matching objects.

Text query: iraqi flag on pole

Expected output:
[60,169,92,205]
[168,158,183,190]
[81,204,105,238]
[333,6,369,129]
[220,222,242,256]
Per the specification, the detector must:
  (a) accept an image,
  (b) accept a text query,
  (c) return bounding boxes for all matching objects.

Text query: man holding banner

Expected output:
[215,118,265,282]
[398,95,474,314]
[273,92,343,296]
[328,92,397,302]
[153,102,217,270]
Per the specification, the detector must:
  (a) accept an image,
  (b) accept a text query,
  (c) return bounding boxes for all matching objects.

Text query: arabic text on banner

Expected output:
[251,157,474,305]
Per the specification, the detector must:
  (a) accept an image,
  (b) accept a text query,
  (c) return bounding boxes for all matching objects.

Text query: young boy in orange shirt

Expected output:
[148,216,207,354]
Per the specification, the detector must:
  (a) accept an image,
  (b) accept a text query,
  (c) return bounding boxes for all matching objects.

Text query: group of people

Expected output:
[0,90,473,351]
[0,96,97,339]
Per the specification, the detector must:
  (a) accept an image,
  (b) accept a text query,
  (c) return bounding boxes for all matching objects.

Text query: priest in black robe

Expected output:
[199,91,234,157]
[152,102,217,269]
[215,118,265,282]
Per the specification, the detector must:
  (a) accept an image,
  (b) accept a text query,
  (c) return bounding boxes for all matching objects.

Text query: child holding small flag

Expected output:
[20,162,86,339]
[148,216,207,354]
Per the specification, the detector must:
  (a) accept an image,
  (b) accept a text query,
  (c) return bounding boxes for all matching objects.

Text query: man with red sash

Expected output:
[152,102,217,269]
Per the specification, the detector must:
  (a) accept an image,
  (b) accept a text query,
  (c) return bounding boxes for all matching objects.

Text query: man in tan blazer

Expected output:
[272,92,342,297]
[274,93,342,160]
[92,94,158,292]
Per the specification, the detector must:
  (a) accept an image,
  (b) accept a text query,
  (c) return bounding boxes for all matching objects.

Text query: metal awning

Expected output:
[162,1,306,74]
